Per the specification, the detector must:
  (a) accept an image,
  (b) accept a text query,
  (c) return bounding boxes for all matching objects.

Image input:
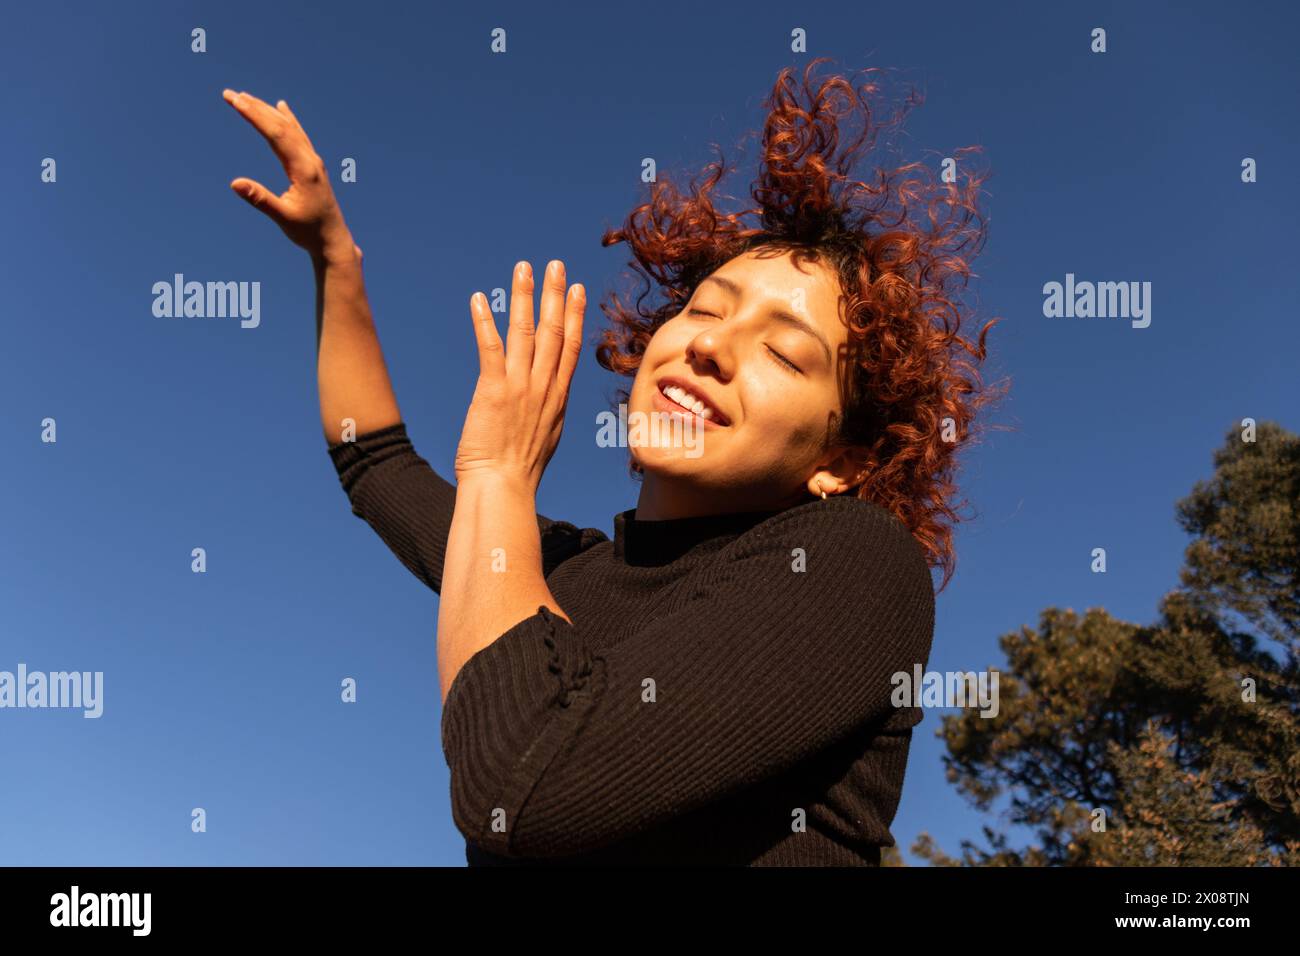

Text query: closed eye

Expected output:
[688,308,802,373]
[765,347,801,373]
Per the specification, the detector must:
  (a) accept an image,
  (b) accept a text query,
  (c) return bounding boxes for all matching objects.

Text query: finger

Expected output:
[469,291,506,381]
[271,98,325,167]
[229,177,290,225]
[273,97,324,160]
[235,89,293,130]
[222,89,311,177]
[269,97,323,154]
[504,261,536,386]
[554,283,586,402]
[530,260,568,395]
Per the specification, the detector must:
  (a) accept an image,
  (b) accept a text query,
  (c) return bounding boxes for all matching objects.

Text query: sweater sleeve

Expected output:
[327,422,607,593]
[439,498,936,859]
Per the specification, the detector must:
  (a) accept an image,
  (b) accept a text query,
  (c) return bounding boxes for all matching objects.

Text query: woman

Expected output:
[221,58,998,866]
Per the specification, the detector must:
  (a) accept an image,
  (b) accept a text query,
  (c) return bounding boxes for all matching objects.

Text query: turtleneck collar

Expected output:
[612,505,785,566]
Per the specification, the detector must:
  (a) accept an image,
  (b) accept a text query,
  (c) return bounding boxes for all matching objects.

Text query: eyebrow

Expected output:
[698,275,834,366]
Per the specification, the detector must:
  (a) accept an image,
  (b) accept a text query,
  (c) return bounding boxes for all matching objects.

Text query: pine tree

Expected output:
[912,420,1300,866]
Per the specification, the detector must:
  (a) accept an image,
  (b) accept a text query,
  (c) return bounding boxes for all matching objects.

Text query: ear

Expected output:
[805,447,863,498]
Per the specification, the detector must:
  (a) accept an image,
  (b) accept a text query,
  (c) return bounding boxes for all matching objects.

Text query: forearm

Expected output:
[313,235,402,444]
[436,471,570,706]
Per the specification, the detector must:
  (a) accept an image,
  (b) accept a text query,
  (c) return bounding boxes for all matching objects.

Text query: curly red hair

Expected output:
[595,57,1006,591]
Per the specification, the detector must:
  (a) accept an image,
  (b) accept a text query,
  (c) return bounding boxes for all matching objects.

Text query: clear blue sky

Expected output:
[2,0,1296,866]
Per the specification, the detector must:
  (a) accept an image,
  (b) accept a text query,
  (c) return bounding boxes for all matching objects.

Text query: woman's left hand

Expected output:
[453,260,586,493]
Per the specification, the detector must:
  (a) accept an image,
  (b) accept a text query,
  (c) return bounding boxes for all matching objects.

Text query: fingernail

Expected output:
[518,261,532,281]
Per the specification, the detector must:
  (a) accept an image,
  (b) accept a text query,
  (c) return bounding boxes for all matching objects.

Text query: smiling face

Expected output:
[627,246,861,519]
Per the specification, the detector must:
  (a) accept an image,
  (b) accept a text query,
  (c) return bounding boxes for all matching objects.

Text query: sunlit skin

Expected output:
[219,87,863,703]
[629,248,863,520]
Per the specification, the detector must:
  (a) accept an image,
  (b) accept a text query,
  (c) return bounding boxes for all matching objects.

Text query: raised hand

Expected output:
[453,260,586,493]
[221,89,356,262]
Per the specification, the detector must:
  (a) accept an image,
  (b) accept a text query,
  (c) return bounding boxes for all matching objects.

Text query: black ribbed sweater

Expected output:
[328,422,936,866]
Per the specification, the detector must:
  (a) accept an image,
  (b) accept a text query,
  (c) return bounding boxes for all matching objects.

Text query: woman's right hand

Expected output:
[222,89,358,263]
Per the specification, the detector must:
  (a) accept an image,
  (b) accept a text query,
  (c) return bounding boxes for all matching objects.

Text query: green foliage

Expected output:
[913,420,1300,866]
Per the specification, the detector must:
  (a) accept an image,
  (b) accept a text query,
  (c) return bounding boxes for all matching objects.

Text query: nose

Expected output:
[685,326,731,379]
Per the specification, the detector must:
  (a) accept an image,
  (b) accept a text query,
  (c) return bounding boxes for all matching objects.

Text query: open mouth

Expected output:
[655,377,731,426]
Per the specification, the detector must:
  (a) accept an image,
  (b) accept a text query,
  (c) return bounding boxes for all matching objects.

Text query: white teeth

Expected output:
[663,384,714,420]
